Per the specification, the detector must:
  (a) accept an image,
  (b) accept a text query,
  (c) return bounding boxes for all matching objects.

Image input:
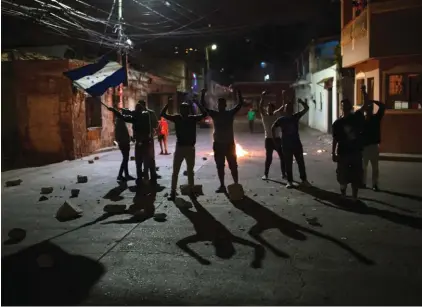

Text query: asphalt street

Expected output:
[2,122,422,305]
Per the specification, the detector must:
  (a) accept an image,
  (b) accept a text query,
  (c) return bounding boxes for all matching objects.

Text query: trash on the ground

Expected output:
[94,156,99,160]
[317,149,323,153]
[183,170,188,176]
[104,204,127,214]
[39,195,49,202]
[130,156,135,161]
[163,192,169,197]
[40,187,54,194]
[62,186,66,190]
[175,198,193,209]
[306,217,322,227]
[153,213,167,222]
[270,193,273,196]
[77,175,88,183]
[202,157,207,161]
[253,193,257,197]
[302,213,306,216]
[88,160,94,164]
[56,200,83,222]
[8,228,26,242]
[227,183,244,201]
[180,184,203,196]
[341,237,347,240]
[71,189,80,197]
[5,179,22,187]
[37,254,54,268]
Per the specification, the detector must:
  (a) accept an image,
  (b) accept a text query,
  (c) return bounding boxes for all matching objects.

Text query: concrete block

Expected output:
[39,195,49,201]
[88,160,94,164]
[180,185,203,196]
[94,156,99,160]
[8,228,26,242]
[41,187,54,194]
[77,175,88,183]
[103,204,127,214]
[71,189,80,197]
[227,183,244,201]
[5,179,22,187]
[56,200,83,221]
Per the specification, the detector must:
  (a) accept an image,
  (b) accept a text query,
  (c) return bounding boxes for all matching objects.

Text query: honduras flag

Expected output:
[63,57,127,97]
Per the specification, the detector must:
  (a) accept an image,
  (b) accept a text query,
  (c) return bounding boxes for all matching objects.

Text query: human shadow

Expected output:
[102,185,157,225]
[176,197,265,268]
[229,196,374,265]
[1,241,105,305]
[103,181,128,201]
[297,186,422,231]
[380,189,422,203]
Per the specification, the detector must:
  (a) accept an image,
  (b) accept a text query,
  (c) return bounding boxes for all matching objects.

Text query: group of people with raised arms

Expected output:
[108,84,384,202]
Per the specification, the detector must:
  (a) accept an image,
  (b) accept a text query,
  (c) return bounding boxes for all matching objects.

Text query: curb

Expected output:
[379,154,422,163]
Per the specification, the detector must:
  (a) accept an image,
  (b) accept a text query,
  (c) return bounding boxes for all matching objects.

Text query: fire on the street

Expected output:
[209,143,249,157]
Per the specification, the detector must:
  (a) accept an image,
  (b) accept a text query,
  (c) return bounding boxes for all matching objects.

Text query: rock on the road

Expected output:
[56,200,83,221]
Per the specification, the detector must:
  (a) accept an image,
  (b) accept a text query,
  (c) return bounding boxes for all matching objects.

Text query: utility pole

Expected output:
[114,0,124,109]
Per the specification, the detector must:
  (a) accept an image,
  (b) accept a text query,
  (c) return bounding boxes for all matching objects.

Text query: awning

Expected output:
[318,77,334,89]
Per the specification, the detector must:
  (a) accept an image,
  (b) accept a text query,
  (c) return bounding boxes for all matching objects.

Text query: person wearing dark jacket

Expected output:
[361,94,385,191]
[115,108,135,181]
[108,100,158,186]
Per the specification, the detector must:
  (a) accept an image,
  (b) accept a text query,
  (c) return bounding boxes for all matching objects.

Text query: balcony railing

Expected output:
[341,8,368,47]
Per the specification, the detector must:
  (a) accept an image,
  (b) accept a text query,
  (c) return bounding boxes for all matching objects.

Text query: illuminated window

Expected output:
[389,75,403,95]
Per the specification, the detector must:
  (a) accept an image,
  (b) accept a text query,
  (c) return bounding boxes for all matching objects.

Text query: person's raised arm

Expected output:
[192,89,208,121]
[160,103,177,122]
[107,106,134,123]
[356,84,371,114]
[199,88,217,117]
[259,90,267,115]
[372,99,386,119]
[293,98,309,119]
[229,90,244,114]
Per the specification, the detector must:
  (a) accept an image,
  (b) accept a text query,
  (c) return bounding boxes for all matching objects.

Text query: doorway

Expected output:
[327,87,333,134]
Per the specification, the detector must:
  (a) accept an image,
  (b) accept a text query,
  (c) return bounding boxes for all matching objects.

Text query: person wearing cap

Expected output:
[160,89,208,200]
[108,100,159,186]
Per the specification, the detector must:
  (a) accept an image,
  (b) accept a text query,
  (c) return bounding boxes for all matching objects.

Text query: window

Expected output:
[386,73,422,110]
[356,79,365,105]
[85,97,102,128]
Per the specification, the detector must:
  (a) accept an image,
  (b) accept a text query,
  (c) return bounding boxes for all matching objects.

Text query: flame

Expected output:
[208,143,249,157]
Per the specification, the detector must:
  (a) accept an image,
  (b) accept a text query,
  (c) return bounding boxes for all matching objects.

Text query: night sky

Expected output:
[2,0,340,79]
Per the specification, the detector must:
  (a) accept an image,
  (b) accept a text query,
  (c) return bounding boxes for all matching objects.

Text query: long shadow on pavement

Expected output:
[176,197,266,268]
[228,196,374,265]
[1,241,105,306]
[103,181,128,202]
[297,186,422,230]
[379,189,422,203]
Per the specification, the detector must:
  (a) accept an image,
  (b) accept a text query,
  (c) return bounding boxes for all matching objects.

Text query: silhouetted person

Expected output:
[361,89,385,191]
[161,89,208,200]
[271,99,310,188]
[247,107,256,133]
[108,100,158,186]
[115,109,135,182]
[259,90,286,180]
[202,90,244,193]
[332,93,367,201]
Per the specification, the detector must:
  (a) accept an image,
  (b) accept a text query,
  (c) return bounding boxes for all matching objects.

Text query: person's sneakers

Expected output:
[300,180,312,188]
[216,186,226,193]
[286,182,294,189]
[168,190,177,201]
[261,175,268,180]
[125,175,136,181]
[372,185,380,192]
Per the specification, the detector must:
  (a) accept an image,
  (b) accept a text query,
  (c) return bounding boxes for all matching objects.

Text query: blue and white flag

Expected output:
[63,57,127,97]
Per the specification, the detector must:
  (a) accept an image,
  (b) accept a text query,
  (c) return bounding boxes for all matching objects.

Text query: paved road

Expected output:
[2,125,422,305]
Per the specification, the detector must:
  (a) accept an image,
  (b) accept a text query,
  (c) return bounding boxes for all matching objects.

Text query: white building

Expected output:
[291,37,354,134]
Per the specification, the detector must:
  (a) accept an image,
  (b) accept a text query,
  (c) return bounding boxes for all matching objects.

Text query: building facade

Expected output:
[341,0,422,154]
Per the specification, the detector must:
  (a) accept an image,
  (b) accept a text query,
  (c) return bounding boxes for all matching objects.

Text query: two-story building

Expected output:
[291,37,355,133]
[341,0,422,154]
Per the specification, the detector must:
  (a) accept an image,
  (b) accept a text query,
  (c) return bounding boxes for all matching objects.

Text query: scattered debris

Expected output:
[77,175,88,183]
[317,149,323,153]
[71,189,80,197]
[153,213,167,222]
[306,217,322,227]
[5,179,22,187]
[39,195,49,202]
[130,156,135,161]
[180,184,203,196]
[156,167,160,171]
[183,170,188,176]
[227,183,244,201]
[40,187,54,194]
[202,157,207,161]
[341,237,347,240]
[175,198,193,209]
[94,156,99,160]
[303,153,308,156]
[104,204,127,214]
[56,200,83,222]
[62,186,66,190]
[88,160,94,164]
[163,192,169,197]
[239,226,245,231]
[270,193,273,196]
[302,213,306,216]
[253,193,257,197]
[7,228,26,243]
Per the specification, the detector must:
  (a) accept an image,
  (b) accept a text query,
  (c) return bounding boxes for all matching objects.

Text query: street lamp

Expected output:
[205,43,217,88]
